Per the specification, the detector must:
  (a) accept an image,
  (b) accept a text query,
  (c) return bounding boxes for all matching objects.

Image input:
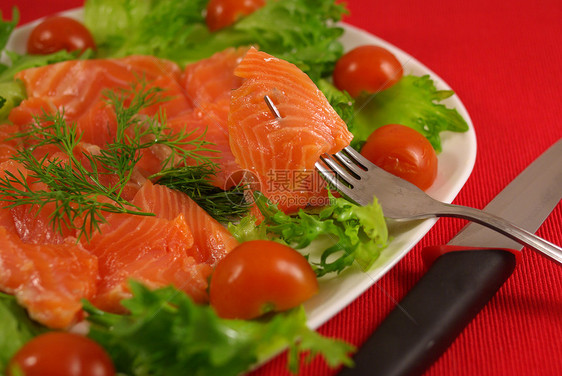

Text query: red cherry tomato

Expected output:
[206,0,265,32]
[361,124,438,191]
[8,332,115,376]
[27,16,96,55]
[333,45,403,98]
[209,240,318,319]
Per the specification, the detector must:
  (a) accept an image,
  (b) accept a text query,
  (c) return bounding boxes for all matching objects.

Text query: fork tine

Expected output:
[315,161,356,199]
[319,154,359,187]
[341,145,374,170]
[332,150,365,176]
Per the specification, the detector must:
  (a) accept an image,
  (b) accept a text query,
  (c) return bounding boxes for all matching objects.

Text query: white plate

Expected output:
[5,10,477,330]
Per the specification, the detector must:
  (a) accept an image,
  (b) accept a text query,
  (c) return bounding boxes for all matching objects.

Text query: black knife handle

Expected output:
[338,249,517,376]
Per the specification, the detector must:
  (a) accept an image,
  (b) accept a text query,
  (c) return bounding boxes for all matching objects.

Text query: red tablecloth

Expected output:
[2,0,561,375]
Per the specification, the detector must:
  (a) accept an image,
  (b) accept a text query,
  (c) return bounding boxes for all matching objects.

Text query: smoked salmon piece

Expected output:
[166,98,240,188]
[0,227,98,329]
[10,56,188,153]
[83,181,237,312]
[0,123,22,164]
[86,213,211,312]
[228,47,353,212]
[181,47,247,106]
[133,181,239,265]
[0,160,73,243]
[175,48,248,188]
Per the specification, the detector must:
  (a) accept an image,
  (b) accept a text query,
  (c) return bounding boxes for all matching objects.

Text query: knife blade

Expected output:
[338,137,562,376]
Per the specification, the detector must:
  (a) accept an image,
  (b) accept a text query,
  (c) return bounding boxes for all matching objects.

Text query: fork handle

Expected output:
[436,204,562,265]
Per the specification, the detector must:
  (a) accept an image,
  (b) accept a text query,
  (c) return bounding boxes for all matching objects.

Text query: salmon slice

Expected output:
[11,56,188,151]
[0,160,73,243]
[0,123,22,164]
[0,143,146,246]
[0,160,28,233]
[228,47,353,212]
[10,51,244,187]
[166,99,240,189]
[0,227,98,328]
[15,56,182,118]
[15,58,170,119]
[86,213,211,312]
[181,47,247,106]
[132,181,239,265]
[83,181,236,312]
[173,48,248,188]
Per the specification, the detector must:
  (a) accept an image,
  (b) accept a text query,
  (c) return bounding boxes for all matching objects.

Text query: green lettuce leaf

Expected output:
[84,0,346,80]
[229,192,388,277]
[0,49,89,82]
[0,293,48,373]
[317,78,356,127]
[0,80,25,121]
[84,281,354,376]
[232,0,346,81]
[84,0,208,60]
[352,74,469,152]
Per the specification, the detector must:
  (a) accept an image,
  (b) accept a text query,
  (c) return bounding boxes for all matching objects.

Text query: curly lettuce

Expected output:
[84,0,346,81]
[351,75,469,152]
[230,192,388,277]
[84,281,354,375]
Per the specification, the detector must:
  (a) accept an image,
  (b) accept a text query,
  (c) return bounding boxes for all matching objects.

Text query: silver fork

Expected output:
[315,145,562,265]
[262,95,562,265]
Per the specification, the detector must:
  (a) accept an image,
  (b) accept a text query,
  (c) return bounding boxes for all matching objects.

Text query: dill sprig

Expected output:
[1,111,154,241]
[0,81,216,240]
[101,83,218,176]
[152,164,250,223]
[0,151,151,240]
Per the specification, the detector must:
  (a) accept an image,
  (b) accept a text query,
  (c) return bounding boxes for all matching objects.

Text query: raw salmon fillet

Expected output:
[10,56,189,176]
[13,55,182,121]
[176,47,248,188]
[0,123,22,164]
[0,160,74,243]
[83,181,237,312]
[228,47,353,212]
[0,227,98,329]
[181,47,247,106]
[132,181,239,265]
[0,162,96,328]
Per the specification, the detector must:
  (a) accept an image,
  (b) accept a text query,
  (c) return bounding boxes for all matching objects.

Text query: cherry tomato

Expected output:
[27,16,96,55]
[8,332,115,376]
[206,0,265,32]
[361,124,438,191]
[333,45,403,98]
[209,240,318,319]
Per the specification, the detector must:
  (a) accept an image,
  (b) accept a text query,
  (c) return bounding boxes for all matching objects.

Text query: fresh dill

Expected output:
[0,81,216,240]
[152,164,250,223]
[100,82,217,175]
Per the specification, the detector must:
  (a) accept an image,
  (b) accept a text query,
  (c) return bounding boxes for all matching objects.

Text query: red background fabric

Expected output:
[2,0,561,375]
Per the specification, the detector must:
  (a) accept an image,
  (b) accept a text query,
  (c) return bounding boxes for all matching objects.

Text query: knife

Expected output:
[338,137,562,376]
